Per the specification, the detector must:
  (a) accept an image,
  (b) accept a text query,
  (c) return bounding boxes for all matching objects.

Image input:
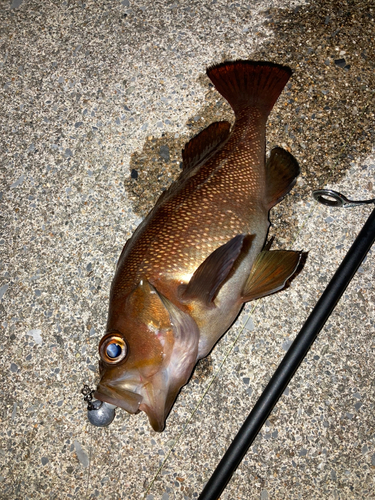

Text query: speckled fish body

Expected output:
[95,60,302,431]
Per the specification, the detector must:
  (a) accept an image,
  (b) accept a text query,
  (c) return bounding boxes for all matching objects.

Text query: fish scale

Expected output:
[94,60,304,431]
[114,111,265,295]
[120,139,264,282]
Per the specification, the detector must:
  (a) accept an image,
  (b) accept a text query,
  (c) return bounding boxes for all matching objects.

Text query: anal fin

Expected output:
[242,250,302,302]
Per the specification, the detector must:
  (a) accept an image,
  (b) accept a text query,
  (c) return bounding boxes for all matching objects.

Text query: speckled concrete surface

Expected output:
[1,0,374,499]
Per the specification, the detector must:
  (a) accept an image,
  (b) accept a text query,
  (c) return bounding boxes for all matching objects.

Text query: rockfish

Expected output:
[94,60,302,431]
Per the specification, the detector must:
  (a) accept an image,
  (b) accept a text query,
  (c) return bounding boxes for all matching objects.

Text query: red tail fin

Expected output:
[206,60,292,117]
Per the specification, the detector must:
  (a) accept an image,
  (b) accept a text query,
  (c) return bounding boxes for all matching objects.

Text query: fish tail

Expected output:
[206,60,292,117]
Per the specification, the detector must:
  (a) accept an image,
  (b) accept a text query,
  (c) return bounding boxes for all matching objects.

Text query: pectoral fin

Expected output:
[242,250,302,302]
[181,234,252,306]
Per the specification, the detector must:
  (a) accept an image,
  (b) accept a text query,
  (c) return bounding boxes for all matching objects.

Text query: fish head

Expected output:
[94,279,199,431]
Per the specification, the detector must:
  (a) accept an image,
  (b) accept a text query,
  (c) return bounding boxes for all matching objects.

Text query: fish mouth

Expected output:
[94,384,143,414]
[95,385,167,431]
[95,365,177,432]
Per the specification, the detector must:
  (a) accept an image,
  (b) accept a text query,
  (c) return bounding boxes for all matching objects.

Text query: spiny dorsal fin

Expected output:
[242,250,302,302]
[181,234,253,306]
[182,121,231,171]
[265,147,300,209]
[207,60,292,117]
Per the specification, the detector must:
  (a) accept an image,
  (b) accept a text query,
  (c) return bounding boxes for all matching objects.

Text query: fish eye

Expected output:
[99,333,127,364]
[107,342,122,358]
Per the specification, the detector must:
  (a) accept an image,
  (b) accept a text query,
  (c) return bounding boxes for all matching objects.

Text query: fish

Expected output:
[94,60,302,432]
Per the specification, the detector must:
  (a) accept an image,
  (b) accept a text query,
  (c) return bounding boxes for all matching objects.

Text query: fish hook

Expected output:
[313,189,375,208]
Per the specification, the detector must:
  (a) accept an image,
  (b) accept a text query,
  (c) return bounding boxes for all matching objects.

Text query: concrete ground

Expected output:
[1,0,374,499]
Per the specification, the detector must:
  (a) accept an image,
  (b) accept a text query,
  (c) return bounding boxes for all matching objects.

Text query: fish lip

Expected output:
[94,385,143,414]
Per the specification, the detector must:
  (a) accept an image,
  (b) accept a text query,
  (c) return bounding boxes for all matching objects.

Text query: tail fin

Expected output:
[206,60,292,117]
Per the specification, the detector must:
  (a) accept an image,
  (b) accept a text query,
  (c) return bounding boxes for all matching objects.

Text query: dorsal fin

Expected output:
[265,147,300,209]
[206,60,292,118]
[182,121,231,171]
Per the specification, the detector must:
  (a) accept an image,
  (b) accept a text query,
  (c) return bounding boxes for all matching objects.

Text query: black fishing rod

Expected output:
[199,189,375,500]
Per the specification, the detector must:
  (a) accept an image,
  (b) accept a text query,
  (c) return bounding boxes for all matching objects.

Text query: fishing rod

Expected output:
[198,189,375,500]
